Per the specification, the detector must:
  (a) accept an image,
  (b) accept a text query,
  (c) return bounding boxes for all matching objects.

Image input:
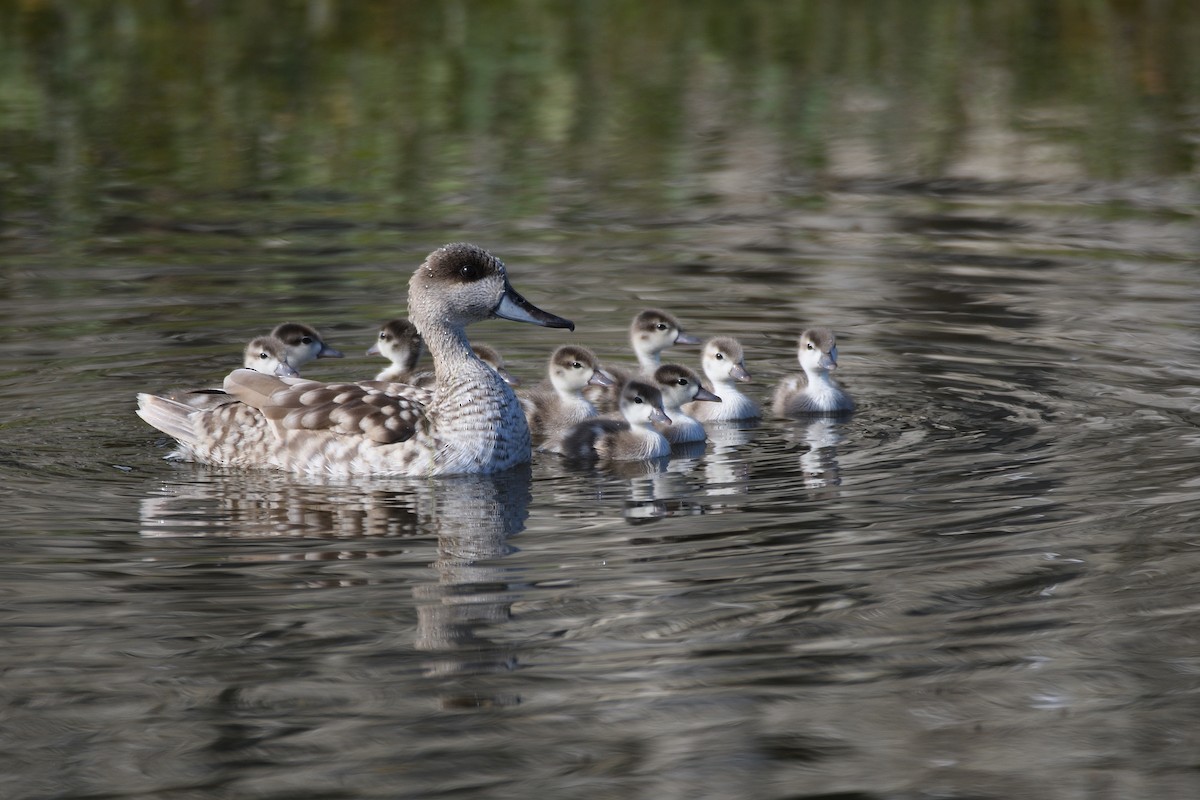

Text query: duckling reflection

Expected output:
[139,465,532,709]
[702,419,760,507]
[789,417,847,490]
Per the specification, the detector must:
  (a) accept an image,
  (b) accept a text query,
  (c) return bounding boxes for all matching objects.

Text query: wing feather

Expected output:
[224,368,426,444]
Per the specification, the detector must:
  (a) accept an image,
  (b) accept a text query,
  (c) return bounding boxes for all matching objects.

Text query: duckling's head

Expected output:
[367,318,424,371]
[653,363,720,408]
[271,322,344,366]
[701,336,751,383]
[797,328,839,373]
[408,243,574,332]
[548,345,610,392]
[620,380,671,426]
[630,308,700,355]
[242,336,300,378]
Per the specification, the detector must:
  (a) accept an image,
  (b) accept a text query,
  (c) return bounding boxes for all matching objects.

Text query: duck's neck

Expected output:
[803,367,839,394]
[636,348,661,374]
[422,322,487,391]
[711,376,743,396]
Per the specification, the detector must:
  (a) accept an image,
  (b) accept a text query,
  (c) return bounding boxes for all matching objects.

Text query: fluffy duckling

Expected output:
[652,363,720,444]
[169,336,300,409]
[591,308,701,411]
[271,322,344,368]
[557,380,671,461]
[367,318,515,390]
[521,345,614,443]
[684,336,761,422]
[772,328,856,416]
[366,318,424,382]
[627,309,701,373]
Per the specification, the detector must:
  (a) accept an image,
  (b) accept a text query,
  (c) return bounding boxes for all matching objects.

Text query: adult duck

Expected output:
[137,243,574,476]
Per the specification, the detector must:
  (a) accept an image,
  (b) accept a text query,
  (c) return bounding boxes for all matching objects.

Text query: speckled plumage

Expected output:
[137,243,573,477]
[684,336,761,422]
[771,328,855,416]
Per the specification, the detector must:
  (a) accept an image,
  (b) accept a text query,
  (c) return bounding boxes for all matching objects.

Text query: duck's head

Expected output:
[701,336,751,383]
[549,344,612,392]
[621,380,671,426]
[630,308,700,356]
[270,322,344,366]
[242,336,300,378]
[367,318,424,371]
[798,328,839,373]
[408,243,574,332]
[653,363,720,408]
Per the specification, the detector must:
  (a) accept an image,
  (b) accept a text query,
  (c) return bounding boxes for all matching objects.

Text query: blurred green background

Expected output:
[3,0,1196,247]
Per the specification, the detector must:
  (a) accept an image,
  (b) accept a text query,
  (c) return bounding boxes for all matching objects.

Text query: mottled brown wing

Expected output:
[224,369,424,444]
[359,380,435,406]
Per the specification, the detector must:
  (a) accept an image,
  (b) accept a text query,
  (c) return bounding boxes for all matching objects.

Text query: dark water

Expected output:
[3,3,1200,799]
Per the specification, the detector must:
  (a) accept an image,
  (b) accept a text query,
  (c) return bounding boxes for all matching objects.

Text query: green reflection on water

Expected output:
[1,0,1197,243]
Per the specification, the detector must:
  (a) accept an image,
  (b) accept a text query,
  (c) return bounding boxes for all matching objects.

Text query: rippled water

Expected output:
[4,3,1200,798]
[3,178,1200,799]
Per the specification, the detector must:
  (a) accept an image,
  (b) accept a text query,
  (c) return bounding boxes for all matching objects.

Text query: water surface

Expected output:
[2,3,1200,799]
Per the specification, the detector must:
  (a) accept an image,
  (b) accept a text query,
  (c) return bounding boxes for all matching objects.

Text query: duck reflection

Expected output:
[138,464,532,709]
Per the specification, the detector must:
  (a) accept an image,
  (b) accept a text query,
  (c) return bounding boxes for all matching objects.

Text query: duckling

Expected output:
[591,308,701,411]
[366,318,424,382]
[521,345,614,443]
[242,336,301,378]
[270,321,344,368]
[627,308,701,373]
[683,336,761,422]
[557,380,671,461]
[772,328,856,416]
[652,363,720,444]
[137,243,574,476]
[473,343,520,387]
[168,336,300,409]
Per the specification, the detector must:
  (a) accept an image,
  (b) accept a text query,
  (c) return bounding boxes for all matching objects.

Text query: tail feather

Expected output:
[136,393,197,445]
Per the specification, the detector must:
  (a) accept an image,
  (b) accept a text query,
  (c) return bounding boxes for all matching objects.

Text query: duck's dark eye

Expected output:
[379,331,388,341]
[633,396,644,404]
[715,352,724,360]
[677,378,688,386]
[655,323,668,331]
[459,263,484,280]
[258,352,270,360]
[301,336,314,345]
[572,362,582,369]
[806,342,815,350]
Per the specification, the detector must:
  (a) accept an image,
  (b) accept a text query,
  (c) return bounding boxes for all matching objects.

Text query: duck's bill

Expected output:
[497,367,521,387]
[674,331,702,345]
[318,345,345,359]
[695,387,722,403]
[366,343,381,356]
[819,354,837,371]
[730,364,751,382]
[588,369,615,388]
[274,362,301,378]
[650,408,671,424]
[494,284,575,330]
